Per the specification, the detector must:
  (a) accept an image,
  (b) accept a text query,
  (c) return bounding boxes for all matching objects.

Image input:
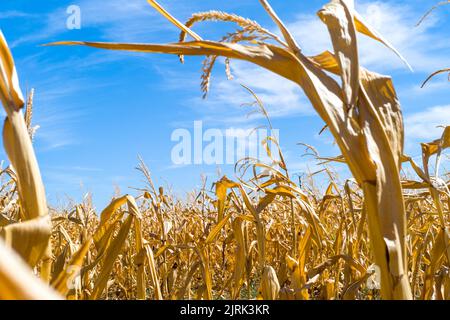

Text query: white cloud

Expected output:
[405,105,450,141]
[357,1,449,72]
[173,58,314,126]
[288,0,450,72]
[217,61,313,117]
[408,78,450,96]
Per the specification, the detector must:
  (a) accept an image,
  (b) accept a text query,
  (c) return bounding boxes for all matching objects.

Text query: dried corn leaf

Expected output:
[0,239,60,300]
[0,215,51,267]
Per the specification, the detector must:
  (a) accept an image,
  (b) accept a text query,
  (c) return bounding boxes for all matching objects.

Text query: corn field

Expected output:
[0,0,449,300]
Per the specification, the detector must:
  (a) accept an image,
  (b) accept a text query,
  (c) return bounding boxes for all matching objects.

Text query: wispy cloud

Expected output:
[407,78,450,96]
[210,60,313,117]
[288,1,450,73]
[405,105,450,141]
[75,0,168,42]
[18,74,113,151]
[10,0,173,48]
[10,7,68,48]
[31,104,84,151]
[0,10,34,19]
[13,41,123,152]
[160,58,314,127]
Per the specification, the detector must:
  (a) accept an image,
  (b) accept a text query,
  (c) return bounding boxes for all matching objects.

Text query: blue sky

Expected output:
[0,0,449,210]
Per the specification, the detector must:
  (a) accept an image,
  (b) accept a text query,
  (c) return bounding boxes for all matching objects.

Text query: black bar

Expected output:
[0,300,443,319]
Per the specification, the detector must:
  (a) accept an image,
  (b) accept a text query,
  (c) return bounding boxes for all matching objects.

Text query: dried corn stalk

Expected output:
[0,30,52,284]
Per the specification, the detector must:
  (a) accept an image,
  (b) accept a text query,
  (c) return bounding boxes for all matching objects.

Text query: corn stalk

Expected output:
[0,30,53,284]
